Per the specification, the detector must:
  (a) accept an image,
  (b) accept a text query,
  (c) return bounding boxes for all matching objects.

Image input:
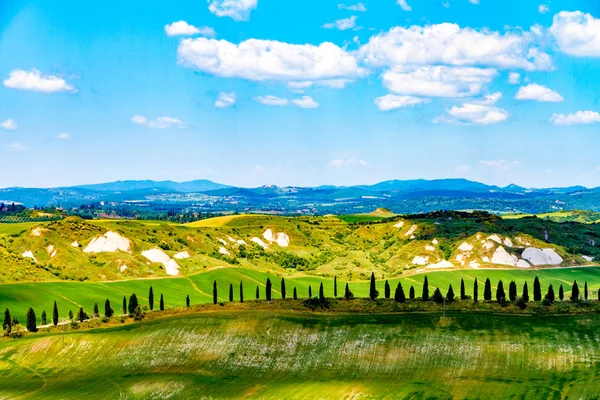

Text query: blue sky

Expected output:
[1,0,600,189]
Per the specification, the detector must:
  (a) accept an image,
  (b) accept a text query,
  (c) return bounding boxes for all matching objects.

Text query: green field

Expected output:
[1,311,599,399]
[3,266,600,324]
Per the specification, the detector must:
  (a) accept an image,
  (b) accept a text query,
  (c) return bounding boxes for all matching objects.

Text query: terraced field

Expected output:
[1,311,599,399]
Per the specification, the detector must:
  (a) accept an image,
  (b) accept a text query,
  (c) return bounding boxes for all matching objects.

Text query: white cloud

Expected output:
[538,4,549,14]
[338,3,367,12]
[3,69,76,93]
[508,72,521,84]
[374,95,430,111]
[550,111,600,125]
[479,160,520,169]
[323,16,358,30]
[208,0,257,21]
[359,24,551,71]
[287,79,352,91]
[515,83,563,102]
[471,91,502,105]
[550,11,600,56]
[397,0,412,11]
[177,38,364,81]
[382,66,496,98]
[164,21,215,37]
[1,119,18,130]
[468,0,479,4]
[442,2,450,8]
[440,103,509,125]
[57,133,71,140]
[215,92,236,108]
[130,115,186,129]
[5,142,30,152]
[291,96,319,108]
[254,95,289,106]
[327,159,368,169]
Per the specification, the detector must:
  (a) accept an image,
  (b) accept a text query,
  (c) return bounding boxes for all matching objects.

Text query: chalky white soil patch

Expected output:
[46,245,57,258]
[22,250,37,262]
[412,256,429,265]
[404,225,417,237]
[393,220,405,228]
[84,231,131,253]
[173,251,190,259]
[582,255,594,262]
[219,246,230,256]
[491,246,519,267]
[71,241,79,247]
[263,229,290,247]
[141,248,180,276]
[522,248,563,266]
[427,260,453,269]
[30,227,46,237]
[251,237,269,249]
[458,242,473,251]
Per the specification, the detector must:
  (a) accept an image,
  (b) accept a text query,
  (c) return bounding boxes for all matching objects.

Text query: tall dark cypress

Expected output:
[229,283,234,302]
[93,303,99,318]
[149,286,154,311]
[484,278,492,301]
[384,280,391,299]
[533,277,541,302]
[369,273,378,300]
[309,285,312,298]
[105,299,114,317]
[122,296,127,315]
[422,276,429,301]
[496,280,505,303]
[460,279,466,300]
[334,276,337,298]
[256,286,259,300]
[266,278,272,301]
[26,307,37,332]
[319,282,325,300]
[41,311,47,325]
[293,287,297,300]
[446,284,455,302]
[394,282,406,303]
[213,281,218,305]
[571,281,580,302]
[409,286,415,300]
[522,282,529,302]
[3,309,11,333]
[585,282,589,300]
[559,284,564,301]
[240,282,244,303]
[473,279,478,302]
[186,294,190,307]
[160,294,165,311]
[281,278,286,299]
[52,301,59,325]
[128,294,138,315]
[509,281,517,302]
[77,307,85,323]
[546,284,555,303]
[344,283,353,300]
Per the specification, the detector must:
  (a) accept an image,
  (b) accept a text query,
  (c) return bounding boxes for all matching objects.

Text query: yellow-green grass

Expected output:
[3,266,600,325]
[1,311,600,399]
[0,222,38,236]
[185,214,266,227]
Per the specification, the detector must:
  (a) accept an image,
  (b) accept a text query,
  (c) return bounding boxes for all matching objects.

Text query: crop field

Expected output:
[0,311,599,399]
[2,266,600,324]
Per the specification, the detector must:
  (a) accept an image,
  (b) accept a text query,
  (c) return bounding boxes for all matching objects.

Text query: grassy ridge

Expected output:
[1,311,599,399]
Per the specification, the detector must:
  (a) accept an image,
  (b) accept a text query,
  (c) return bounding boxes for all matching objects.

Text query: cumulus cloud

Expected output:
[323,15,358,30]
[397,0,412,11]
[550,111,600,125]
[539,4,549,14]
[5,142,30,152]
[1,119,18,130]
[327,159,369,169]
[508,72,521,84]
[3,69,76,93]
[338,3,367,11]
[130,115,186,129]
[515,83,563,102]
[215,92,236,108]
[291,96,319,108]
[208,0,257,21]
[57,133,71,140]
[374,95,430,111]
[358,24,551,71]
[164,21,215,37]
[550,11,600,56]
[439,103,509,125]
[254,95,289,106]
[177,38,364,82]
[382,66,496,98]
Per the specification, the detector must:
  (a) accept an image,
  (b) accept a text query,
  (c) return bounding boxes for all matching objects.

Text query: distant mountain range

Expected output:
[1,178,599,215]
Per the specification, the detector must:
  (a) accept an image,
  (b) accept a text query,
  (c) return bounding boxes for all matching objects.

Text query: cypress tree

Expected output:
[545,284,555,303]
[334,276,337,298]
[473,279,478,302]
[522,282,529,302]
[69,310,73,320]
[148,286,154,311]
[128,294,138,315]
[186,294,190,307]
[41,311,47,325]
[256,286,259,300]
[394,282,406,303]
[26,307,37,332]
[319,282,325,300]
[293,287,297,300]
[281,278,286,299]
[460,279,466,300]
[559,285,564,302]
[52,301,59,326]
[585,282,589,300]
[213,281,218,305]
[446,285,455,302]
[432,288,443,303]
[509,281,517,302]
[3,309,11,332]
[160,294,165,311]
[422,276,429,301]
[533,277,541,302]
[344,283,354,300]
[266,278,272,301]
[409,286,415,300]
[77,307,85,323]
[571,281,580,302]
[93,303,99,318]
[484,278,492,301]
[384,280,391,299]
[496,280,505,303]
[122,296,127,315]
[369,273,378,300]
[309,285,312,298]
[229,283,234,302]
[240,282,244,303]
[105,299,114,317]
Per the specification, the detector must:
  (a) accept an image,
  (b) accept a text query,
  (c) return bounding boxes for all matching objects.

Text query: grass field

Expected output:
[1,311,599,399]
[3,266,600,325]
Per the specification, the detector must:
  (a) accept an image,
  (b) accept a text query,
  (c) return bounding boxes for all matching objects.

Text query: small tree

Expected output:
[460,279,466,300]
[266,278,272,301]
[484,278,492,301]
[545,284,555,304]
[308,285,312,298]
[68,310,73,320]
[160,294,165,311]
[585,282,589,300]
[509,281,517,302]
[369,273,379,300]
[334,276,337,298]
[344,283,354,300]
[256,286,259,300]
[571,281,580,302]
[240,282,244,303]
[496,280,506,304]
[133,306,143,321]
[105,299,114,317]
[77,307,85,323]
[293,287,297,300]
[26,307,37,332]
[186,294,190,307]
[128,294,138,315]
[384,280,391,299]
[394,282,406,303]
[473,279,478,302]
[52,301,59,326]
[122,296,127,315]
[149,286,154,311]
[93,303,99,318]
[559,285,564,302]
[522,282,529,302]
[319,282,325,300]
[213,281,218,305]
[432,288,444,303]
[41,311,47,325]
[409,286,415,300]
[533,277,541,302]
[3,309,11,333]
[446,285,455,302]
[281,278,286,300]
[422,276,429,301]
[229,283,234,302]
